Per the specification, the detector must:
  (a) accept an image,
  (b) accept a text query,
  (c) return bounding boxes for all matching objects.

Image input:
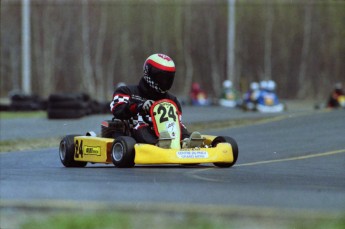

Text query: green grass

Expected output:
[0,111,46,119]
[0,137,60,152]
[1,202,341,229]
[18,209,345,229]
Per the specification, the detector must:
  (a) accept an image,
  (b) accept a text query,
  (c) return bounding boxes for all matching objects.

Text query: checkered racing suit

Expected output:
[110,78,190,144]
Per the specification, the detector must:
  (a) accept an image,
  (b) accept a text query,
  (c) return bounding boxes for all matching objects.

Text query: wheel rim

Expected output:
[112,143,124,161]
[59,141,66,161]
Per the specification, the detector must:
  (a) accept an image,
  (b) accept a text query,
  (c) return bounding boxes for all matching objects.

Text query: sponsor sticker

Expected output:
[84,146,101,156]
[165,121,177,138]
[176,151,209,159]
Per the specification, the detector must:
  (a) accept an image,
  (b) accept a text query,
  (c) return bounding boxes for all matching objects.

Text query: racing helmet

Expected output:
[223,80,232,89]
[143,54,176,93]
[192,82,201,91]
[267,80,276,91]
[260,80,268,90]
[334,82,342,90]
[250,82,259,91]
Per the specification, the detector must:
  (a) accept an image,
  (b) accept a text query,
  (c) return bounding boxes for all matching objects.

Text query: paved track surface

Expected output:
[1,107,344,212]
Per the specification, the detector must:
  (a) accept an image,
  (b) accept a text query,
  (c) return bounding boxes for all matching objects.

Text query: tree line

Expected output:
[1,0,344,101]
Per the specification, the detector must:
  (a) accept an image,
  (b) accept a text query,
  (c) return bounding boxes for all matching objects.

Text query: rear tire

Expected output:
[111,136,136,168]
[59,135,87,167]
[212,136,238,168]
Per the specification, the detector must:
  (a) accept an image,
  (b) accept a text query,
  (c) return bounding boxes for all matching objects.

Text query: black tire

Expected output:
[48,93,83,102]
[212,136,238,168]
[59,135,87,167]
[10,101,39,111]
[48,100,89,109]
[111,136,136,168]
[0,104,11,111]
[11,94,32,102]
[11,93,40,102]
[100,101,111,114]
[89,100,102,114]
[49,93,91,102]
[47,108,85,119]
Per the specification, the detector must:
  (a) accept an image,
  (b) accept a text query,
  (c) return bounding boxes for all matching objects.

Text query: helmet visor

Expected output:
[150,68,175,91]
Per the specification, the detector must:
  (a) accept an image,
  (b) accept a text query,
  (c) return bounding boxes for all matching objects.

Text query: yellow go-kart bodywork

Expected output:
[59,134,238,168]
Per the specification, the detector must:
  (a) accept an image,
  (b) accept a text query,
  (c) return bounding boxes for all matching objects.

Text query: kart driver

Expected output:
[110,53,202,148]
[327,82,344,108]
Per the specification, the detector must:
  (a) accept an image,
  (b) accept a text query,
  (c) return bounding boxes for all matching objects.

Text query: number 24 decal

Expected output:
[157,105,177,123]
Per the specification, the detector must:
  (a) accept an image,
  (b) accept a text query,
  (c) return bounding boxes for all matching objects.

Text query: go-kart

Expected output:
[333,95,345,108]
[243,91,285,113]
[315,94,345,110]
[219,90,239,108]
[59,99,238,168]
[219,97,238,108]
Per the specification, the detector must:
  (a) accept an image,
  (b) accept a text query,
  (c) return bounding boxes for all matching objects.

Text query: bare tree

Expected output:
[81,0,94,94]
[227,0,236,83]
[153,4,162,49]
[298,2,313,98]
[182,4,194,98]
[119,4,131,83]
[94,5,107,100]
[173,4,184,94]
[264,3,274,80]
[1,3,21,93]
[54,5,75,93]
[206,17,221,97]
[41,5,58,96]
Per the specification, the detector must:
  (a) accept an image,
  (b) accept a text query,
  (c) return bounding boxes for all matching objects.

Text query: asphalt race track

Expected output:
[0,107,345,215]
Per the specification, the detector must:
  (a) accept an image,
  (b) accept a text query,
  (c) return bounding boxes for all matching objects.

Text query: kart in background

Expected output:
[315,95,345,110]
[219,98,239,108]
[243,91,285,113]
[59,99,238,168]
[337,95,345,108]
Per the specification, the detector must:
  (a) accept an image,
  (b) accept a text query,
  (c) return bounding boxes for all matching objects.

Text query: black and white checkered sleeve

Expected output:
[110,94,130,112]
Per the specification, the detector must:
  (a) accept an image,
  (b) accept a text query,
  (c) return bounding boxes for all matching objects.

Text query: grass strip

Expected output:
[1,201,343,229]
[19,211,344,229]
[0,111,46,119]
[0,137,60,152]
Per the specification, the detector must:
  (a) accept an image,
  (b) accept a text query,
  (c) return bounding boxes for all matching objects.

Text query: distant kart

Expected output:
[219,98,237,108]
[256,103,284,113]
[243,91,285,113]
[335,95,345,108]
[316,94,345,110]
[59,99,238,168]
[219,88,239,108]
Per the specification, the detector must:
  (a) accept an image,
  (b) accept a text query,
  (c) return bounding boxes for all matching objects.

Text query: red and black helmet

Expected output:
[143,54,176,93]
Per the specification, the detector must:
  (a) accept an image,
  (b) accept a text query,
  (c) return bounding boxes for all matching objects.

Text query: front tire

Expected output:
[59,135,87,167]
[111,136,136,168]
[212,136,238,168]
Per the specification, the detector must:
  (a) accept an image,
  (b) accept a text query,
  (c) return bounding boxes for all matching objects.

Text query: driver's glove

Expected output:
[137,100,154,114]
